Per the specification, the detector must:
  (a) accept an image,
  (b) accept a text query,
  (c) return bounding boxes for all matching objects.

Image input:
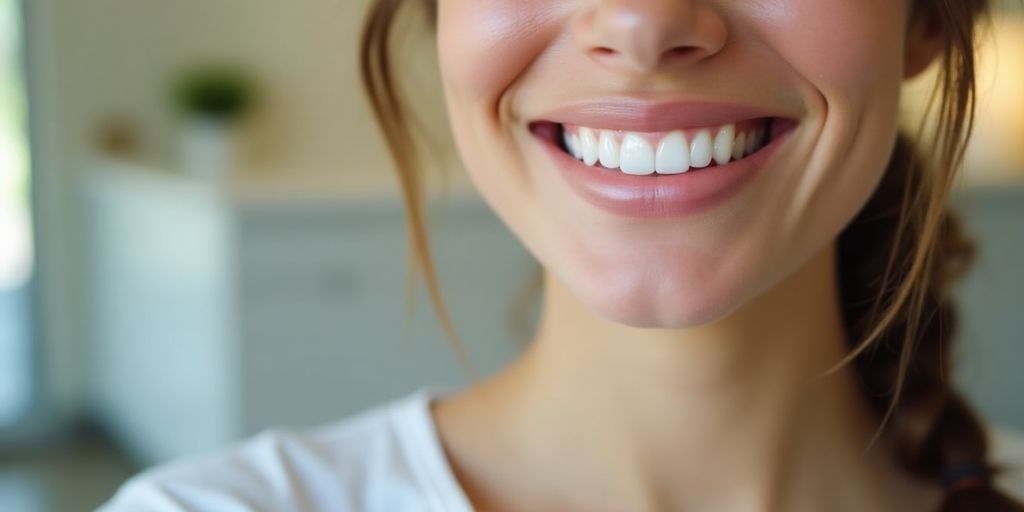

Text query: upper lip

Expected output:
[535,97,793,133]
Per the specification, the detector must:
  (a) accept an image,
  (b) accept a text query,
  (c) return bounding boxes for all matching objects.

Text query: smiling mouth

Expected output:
[531,118,793,176]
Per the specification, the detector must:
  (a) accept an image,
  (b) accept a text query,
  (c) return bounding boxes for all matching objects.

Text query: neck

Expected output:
[437,242,938,511]
[526,242,872,508]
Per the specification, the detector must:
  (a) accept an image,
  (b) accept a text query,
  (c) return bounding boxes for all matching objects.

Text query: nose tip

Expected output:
[575,0,727,73]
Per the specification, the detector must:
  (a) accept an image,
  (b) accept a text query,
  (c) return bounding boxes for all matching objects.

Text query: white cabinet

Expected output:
[82,164,536,465]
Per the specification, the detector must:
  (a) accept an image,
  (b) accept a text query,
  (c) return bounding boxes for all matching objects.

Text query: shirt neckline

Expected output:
[392,387,476,512]
[392,391,1024,508]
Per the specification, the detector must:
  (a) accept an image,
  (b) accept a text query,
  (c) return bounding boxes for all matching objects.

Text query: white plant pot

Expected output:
[180,118,238,180]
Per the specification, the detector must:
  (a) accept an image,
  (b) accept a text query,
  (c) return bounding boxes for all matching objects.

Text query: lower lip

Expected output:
[539,126,793,219]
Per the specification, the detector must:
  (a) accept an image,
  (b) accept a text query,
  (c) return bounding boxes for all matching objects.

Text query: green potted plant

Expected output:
[172,65,257,179]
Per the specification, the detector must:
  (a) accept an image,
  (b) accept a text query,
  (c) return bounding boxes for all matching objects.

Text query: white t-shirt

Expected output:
[100,388,473,512]
[101,388,1024,511]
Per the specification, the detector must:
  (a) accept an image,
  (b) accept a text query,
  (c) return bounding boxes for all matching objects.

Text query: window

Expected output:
[0,0,32,426]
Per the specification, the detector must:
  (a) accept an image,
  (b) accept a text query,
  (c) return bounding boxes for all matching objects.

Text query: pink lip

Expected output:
[533,118,796,219]
[537,98,790,132]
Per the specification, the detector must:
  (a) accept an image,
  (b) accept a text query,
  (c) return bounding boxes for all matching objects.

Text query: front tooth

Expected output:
[689,129,713,168]
[732,132,746,161]
[713,124,736,165]
[655,131,689,174]
[579,128,599,166]
[570,133,583,159]
[598,130,619,169]
[619,133,655,175]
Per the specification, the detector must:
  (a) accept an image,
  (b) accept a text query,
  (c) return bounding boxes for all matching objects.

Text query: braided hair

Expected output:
[832,0,1024,508]
[839,135,1023,510]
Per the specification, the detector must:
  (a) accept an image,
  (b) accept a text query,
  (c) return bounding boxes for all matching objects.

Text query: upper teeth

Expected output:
[562,122,768,175]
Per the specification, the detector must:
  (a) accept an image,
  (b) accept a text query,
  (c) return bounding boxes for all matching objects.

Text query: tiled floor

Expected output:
[0,432,138,512]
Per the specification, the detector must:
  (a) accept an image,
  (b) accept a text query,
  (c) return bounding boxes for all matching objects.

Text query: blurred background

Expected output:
[0,1,1021,511]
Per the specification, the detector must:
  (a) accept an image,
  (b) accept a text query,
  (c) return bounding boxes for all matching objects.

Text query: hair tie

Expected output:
[941,463,993,493]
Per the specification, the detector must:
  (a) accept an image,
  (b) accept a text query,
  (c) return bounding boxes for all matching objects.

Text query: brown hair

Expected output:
[360,1,1024,508]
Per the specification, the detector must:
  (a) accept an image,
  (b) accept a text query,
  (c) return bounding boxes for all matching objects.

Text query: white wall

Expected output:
[44,0,455,183]
[25,0,87,430]
[28,0,460,426]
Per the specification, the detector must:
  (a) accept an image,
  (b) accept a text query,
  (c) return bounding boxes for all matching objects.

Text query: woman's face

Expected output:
[437,0,926,327]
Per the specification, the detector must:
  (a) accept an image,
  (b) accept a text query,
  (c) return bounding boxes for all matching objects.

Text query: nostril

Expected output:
[666,46,700,59]
[589,44,705,70]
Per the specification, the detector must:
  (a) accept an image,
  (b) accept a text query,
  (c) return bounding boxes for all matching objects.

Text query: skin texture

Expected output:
[431,1,947,510]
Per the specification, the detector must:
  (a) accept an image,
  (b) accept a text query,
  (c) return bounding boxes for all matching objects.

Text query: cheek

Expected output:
[749,0,907,103]
[752,0,910,227]
[436,0,569,255]
[718,1,912,324]
[437,0,564,102]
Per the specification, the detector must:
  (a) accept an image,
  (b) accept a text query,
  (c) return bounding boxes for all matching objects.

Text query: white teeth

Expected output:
[578,127,599,166]
[598,130,619,169]
[745,128,758,155]
[713,124,735,166]
[564,131,582,159]
[563,120,773,174]
[655,131,689,174]
[732,132,746,161]
[689,129,713,168]
[619,133,655,175]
